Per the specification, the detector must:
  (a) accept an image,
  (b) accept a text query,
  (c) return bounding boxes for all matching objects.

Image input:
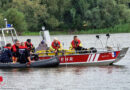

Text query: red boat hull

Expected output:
[39,51,120,65]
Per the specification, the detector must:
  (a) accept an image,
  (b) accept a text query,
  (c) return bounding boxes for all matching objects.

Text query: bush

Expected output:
[0,13,4,28]
[4,8,27,33]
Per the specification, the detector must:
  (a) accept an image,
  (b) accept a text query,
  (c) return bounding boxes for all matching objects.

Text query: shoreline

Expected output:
[22,31,130,36]
[22,23,130,36]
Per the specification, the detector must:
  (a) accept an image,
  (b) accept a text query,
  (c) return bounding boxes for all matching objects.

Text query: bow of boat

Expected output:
[113,47,129,63]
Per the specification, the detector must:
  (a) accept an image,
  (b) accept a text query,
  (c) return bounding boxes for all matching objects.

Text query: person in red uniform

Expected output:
[25,39,35,53]
[70,36,97,53]
[11,40,32,63]
[11,39,21,58]
[50,37,63,53]
[70,36,83,50]
[20,42,26,49]
[18,42,32,63]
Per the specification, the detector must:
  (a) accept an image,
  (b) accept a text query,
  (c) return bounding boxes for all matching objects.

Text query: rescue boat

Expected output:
[37,47,128,66]
[36,27,129,66]
[0,19,128,66]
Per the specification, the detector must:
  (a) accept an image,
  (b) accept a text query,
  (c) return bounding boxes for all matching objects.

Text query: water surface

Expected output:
[0,33,130,90]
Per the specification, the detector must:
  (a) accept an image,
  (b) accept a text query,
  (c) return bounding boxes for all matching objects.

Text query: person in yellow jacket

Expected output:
[70,36,83,50]
[50,37,63,53]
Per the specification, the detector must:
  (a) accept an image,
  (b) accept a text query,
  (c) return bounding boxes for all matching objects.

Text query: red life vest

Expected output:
[12,45,19,52]
[52,41,61,50]
[24,42,33,50]
[19,46,26,49]
[4,46,11,50]
[71,40,81,49]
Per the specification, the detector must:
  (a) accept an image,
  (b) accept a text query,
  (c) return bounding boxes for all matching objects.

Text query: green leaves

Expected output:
[4,8,27,33]
[45,16,60,29]
[0,0,129,33]
[0,13,4,28]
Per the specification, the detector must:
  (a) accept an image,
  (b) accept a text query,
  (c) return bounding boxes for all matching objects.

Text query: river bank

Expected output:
[22,23,130,36]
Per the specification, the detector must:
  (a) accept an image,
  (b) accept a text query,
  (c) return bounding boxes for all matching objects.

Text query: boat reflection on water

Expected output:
[0,64,126,74]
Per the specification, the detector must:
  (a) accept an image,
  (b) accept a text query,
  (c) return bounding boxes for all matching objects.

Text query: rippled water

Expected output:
[0,33,130,90]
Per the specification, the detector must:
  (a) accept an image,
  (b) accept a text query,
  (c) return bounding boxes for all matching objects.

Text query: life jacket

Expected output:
[52,41,61,50]
[18,46,27,63]
[4,47,11,50]
[12,45,19,52]
[19,46,26,49]
[71,40,81,49]
[19,46,26,55]
[24,42,33,50]
[0,47,12,63]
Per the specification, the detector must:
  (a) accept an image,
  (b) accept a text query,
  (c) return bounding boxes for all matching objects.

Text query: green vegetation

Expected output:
[22,23,130,35]
[5,8,27,33]
[0,0,130,34]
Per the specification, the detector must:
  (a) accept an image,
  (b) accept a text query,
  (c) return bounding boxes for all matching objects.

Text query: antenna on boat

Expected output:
[105,33,117,50]
[95,35,104,48]
[105,33,110,47]
[4,18,7,28]
[105,33,115,48]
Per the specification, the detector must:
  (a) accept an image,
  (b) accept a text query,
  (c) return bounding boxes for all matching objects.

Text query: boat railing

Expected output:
[0,27,18,48]
[0,19,18,49]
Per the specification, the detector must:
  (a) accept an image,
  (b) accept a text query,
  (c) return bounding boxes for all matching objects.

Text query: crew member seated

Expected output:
[11,39,21,62]
[0,43,12,63]
[50,37,63,53]
[21,42,26,48]
[19,42,32,64]
[25,39,35,53]
[70,36,83,50]
[35,40,48,51]
[11,40,32,64]
[70,36,97,53]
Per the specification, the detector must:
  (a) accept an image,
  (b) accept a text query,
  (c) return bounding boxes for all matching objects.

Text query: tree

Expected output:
[0,13,4,28]
[0,0,129,32]
[8,0,49,31]
[4,8,27,33]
